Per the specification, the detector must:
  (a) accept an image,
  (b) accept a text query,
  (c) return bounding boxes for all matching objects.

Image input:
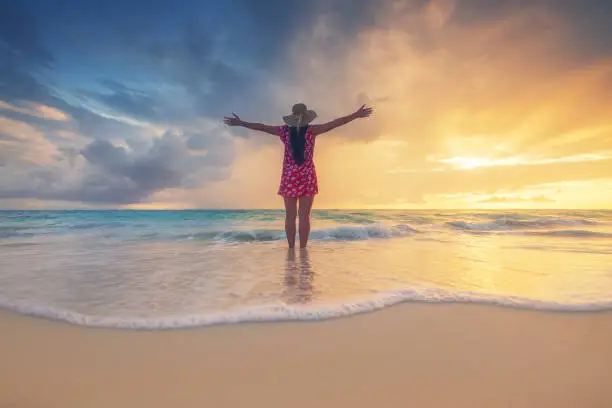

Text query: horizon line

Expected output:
[0,208,610,211]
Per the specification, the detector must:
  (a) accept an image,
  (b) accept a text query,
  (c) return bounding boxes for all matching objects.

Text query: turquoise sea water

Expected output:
[1,209,611,329]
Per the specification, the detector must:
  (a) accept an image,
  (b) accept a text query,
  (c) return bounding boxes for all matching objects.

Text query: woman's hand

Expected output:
[223,113,243,126]
[353,104,373,119]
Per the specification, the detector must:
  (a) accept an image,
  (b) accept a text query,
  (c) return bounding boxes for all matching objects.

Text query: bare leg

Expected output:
[298,195,315,248]
[283,197,298,248]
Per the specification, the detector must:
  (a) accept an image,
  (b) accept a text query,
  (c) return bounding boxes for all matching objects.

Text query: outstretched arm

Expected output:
[223,113,280,136]
[311,105,373,136]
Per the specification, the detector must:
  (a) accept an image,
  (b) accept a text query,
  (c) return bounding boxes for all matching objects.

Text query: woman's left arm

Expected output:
[310,105,373,136]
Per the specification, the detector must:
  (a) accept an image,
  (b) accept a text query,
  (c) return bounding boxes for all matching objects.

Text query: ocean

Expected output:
[1,209,611,329]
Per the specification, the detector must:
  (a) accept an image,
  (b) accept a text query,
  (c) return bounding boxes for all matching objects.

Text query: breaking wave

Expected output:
[179,224,419,242]
[1,287,610,330]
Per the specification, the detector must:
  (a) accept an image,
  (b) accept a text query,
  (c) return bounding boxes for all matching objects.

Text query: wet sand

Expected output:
[1,304,611,408]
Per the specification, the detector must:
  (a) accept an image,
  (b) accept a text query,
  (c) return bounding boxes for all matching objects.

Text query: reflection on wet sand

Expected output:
[284,248,315,303]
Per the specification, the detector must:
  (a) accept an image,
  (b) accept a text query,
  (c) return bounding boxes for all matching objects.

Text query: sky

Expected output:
[1,0,611,210]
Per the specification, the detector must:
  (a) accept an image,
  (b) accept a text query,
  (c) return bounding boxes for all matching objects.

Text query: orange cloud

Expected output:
[0,117,61,165]
[0,100,71,121]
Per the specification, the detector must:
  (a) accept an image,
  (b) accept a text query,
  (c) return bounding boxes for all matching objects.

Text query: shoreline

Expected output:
[2,290,612,331]
[2,303,612,408]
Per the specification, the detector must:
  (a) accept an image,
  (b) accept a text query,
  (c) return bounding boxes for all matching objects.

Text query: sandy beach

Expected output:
[1,304,611,408]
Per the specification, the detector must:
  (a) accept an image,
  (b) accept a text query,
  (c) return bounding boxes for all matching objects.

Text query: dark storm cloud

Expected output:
[551,0,612,60]
[75,130,234,203]
[230,0,383,62]
[450,0,612,59]
[0,129,234,204]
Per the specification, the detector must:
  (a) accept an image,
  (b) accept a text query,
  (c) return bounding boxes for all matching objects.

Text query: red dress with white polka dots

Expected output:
[277,125,318,198]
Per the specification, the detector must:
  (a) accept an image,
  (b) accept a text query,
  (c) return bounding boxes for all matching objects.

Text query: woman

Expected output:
[224,103,373,248]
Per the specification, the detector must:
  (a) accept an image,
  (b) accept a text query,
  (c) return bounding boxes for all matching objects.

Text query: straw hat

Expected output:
[282,103,317,127]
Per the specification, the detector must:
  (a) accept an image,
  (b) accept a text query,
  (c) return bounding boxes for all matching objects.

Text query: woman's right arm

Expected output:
[224,113,280,136]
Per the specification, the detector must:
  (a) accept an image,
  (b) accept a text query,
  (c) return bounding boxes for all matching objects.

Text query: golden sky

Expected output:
[194,0,612,210]
[1,0,611,209]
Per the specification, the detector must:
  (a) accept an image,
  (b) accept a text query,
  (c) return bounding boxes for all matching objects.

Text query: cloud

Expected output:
[0,120,235,204]
[82,80,162,121]
[0,1,251,206]
[243,0,611,208]
[71,128,235,203]
[0,100,70,121]
[0,117,61,166]
[281,0,612,149]
[2,0,612,209]
[386,159,612,200]
[434,153,612,170]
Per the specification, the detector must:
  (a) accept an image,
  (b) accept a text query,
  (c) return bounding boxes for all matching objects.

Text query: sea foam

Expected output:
[1,288,610,331]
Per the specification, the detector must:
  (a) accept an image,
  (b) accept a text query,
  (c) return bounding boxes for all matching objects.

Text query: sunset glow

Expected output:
[1,0,611,209]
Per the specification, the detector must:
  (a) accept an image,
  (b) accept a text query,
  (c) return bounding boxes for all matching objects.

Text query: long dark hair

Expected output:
[289,126,308,165]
